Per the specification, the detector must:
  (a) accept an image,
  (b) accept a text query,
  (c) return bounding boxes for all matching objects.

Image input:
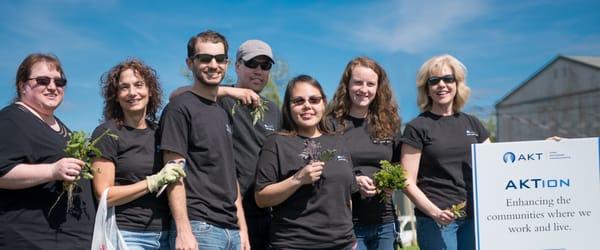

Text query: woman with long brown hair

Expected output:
[327,57,402,250]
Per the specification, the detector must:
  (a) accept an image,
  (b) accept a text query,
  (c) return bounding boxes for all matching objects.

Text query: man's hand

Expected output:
[228,87,261,107]
[175,231,198,250]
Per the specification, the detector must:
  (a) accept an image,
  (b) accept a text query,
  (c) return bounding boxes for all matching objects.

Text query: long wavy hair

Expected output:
[280,74,331,136]
[416,54,471,112]
[100,58,163,125]
[327,57,401,139]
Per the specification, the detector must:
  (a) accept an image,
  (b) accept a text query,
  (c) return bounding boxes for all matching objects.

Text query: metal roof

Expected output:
[495,55,600,107]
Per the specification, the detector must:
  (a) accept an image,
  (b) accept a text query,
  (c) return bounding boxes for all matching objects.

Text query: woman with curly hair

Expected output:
[327,57,402,250]
[401,54,490,250]
[91,58,184,249]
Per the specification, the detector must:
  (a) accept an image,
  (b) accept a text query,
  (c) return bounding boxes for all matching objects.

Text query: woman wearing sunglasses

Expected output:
[327,57,402,250]
[0,53,96,249]
[254,75,356,249]
[401,54,490,250]
[91,59,185,249]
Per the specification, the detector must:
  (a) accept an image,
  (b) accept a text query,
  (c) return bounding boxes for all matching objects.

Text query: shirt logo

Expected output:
[336,155,349,162]
[263,124,276,132]
[226,124,232,134]
[465,129,479,137]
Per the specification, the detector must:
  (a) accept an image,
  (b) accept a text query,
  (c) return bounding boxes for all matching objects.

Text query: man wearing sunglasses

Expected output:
[218,39,281,250]
[167,39,280,250]
[158,30,249,250]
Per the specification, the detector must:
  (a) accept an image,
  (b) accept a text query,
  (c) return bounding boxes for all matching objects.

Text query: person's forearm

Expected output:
[255,175,303,207]
[169,181,192,233]
[403,183,442,217]
[104,181,149,207]
[0,163,55,189]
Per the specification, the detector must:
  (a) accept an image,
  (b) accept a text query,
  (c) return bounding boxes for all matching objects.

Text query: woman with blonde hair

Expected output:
[401,54,490,250]
[327,57,402,250]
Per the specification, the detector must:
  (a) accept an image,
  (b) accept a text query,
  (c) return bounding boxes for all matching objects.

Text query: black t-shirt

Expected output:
[158,92,239,229]
[92,120,170,231]
[255,134,356,250]
[218,92,280,217]
[329,115,401,225]
[402,111,489,218]
[0,103,95,249]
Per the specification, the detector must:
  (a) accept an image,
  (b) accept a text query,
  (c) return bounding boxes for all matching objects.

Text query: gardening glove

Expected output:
[147,162,186,193]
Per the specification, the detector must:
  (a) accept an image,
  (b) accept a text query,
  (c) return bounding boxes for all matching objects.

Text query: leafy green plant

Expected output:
[299,139,336,164]
[49,129,117,215]
[231,99,270,126]
[449,201,467,218]
[373,160,408,201]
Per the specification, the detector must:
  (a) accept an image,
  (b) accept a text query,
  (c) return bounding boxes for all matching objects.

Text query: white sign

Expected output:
[472,138,599,250]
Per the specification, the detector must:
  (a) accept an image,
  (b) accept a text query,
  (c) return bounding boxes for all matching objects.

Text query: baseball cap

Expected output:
[236,40,274,63]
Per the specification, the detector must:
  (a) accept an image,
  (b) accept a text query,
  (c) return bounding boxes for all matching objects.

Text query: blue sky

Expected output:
[1,0,599,132]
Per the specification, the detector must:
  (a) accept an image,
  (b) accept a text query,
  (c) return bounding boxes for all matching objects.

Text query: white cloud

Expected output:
[324,0,488,53]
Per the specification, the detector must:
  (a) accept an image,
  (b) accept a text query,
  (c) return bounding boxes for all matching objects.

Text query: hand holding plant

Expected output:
[373,160,408,202]
[49,129,117,215]
[449,201,467,219]
[231,99,269,125]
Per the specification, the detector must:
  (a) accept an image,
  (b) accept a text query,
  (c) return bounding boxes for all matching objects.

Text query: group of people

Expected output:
[0,29,489,250]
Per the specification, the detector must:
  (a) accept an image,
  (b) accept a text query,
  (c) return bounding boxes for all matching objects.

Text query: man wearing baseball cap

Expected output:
[218,39,280,250]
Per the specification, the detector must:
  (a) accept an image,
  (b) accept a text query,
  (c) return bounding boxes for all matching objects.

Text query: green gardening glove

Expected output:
[147,162,186,193]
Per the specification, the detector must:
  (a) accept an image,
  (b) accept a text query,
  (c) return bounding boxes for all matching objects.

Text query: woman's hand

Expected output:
[356,175,377,198]
[51,157,84,181]
[292,161,324,185]
[433,209,456,226]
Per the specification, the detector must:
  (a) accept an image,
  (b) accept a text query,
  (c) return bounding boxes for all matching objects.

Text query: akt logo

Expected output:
[502,151,543,164]
[503,152,516,163]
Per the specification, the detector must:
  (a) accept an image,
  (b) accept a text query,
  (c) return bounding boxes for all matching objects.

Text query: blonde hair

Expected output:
[416,54,471,112]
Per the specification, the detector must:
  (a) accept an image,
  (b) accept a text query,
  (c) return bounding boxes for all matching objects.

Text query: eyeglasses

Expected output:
[242,59,272,70]
[427,75,456,85]
[192,54,228,64]
[291,96,323,106]
[28,76,67,87]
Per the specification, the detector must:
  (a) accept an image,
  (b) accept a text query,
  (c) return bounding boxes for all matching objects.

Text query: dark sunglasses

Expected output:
[192,54,228,64]
[427,75,456,85]
[291,96,323,106]
[242,59,272,70]
[28,76,67,87]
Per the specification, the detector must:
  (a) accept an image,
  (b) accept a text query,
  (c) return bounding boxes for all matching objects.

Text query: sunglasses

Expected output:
[28,76,67,87]
[427,75,456,85]
[192,54,228,64]
[291,96,323,106]
[242,59,272,70]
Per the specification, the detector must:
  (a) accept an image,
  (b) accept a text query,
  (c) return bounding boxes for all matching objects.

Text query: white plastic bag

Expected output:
[91,188,129,250]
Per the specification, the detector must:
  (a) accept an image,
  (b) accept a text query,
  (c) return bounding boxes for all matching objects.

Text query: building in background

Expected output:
[496,55,600,141]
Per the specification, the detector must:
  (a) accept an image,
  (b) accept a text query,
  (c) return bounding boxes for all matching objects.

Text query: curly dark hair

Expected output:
[280,74,331,136]
[327,57,401,139]
[100,58,163,125]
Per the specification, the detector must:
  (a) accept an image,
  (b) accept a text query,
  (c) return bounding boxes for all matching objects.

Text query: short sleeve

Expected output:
[468,115,490,143]
[401,124,425,150]
[255,135,280,192]
[91,124,118,162]
[158,103,189,157]
[391,129,403,163]
[0,119,30,177]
